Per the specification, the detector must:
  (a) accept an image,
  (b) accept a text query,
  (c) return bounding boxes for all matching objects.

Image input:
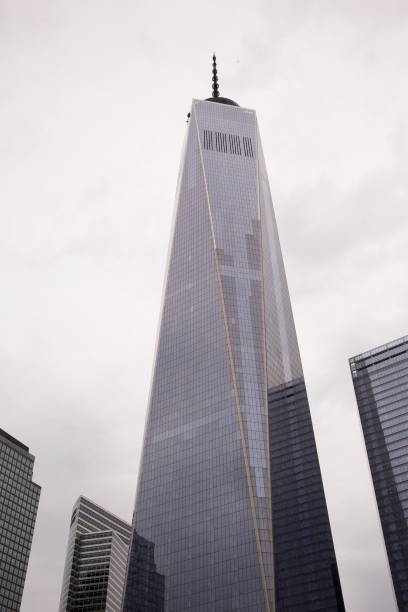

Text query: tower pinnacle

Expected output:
[205,53,239,107]
[212,53,219,98]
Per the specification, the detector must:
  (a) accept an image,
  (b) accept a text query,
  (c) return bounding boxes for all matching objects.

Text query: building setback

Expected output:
[0,428,41,611]
[122,58,344,612]
[350,335,408,611]
[59,496,132,612]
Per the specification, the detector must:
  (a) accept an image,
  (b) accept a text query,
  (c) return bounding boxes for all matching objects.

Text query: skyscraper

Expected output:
[59,496,132,612]
[350,335,408,611]
[0,427,41,611]
[122,532,165,612]
[123,57,344,612]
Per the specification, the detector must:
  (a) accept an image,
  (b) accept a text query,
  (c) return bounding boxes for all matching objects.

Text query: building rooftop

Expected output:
[350,334,408,364]
[0,428,29,452]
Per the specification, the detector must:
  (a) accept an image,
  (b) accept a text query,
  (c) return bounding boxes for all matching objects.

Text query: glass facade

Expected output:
[350,335,408,611]
[122,533,165,612]
[123,99,343,611]
[59,496,132,612]
[0,428,41,611]
[268,379,344,611]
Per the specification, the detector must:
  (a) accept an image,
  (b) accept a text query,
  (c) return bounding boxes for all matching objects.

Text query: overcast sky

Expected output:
[1,1,408,610]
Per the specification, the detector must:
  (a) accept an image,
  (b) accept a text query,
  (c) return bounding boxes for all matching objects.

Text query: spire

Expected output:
[212,53,219,98]
[205,54,239,106]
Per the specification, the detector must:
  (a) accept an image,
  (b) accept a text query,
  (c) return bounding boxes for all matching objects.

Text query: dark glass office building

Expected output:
[0,427,41,611]
[59,496,133,611]
[123,63,344,612]
[350,335,408,611]
[122,532,165,612]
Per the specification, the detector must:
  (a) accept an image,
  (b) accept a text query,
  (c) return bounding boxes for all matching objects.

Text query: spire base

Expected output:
[205,96,239,107]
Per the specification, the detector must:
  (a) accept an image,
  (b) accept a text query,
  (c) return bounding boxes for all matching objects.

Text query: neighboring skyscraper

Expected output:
[122,532,165,612]
[123,57,344,612]
[59,496,132,612]
[0,427,41,611]
[350,335,408,611]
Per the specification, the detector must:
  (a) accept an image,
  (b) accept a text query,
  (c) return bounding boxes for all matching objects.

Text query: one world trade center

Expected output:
[122,57,344,612]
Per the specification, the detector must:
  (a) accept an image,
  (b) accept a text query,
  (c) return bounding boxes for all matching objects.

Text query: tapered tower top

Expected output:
[205,53,239,107]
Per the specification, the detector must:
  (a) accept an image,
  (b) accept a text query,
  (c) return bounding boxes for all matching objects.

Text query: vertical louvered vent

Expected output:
[215,132,228,153]
[228,134,242,156]
[203,129,213,150]
[243,136,254,158]
[203,130,254,158]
